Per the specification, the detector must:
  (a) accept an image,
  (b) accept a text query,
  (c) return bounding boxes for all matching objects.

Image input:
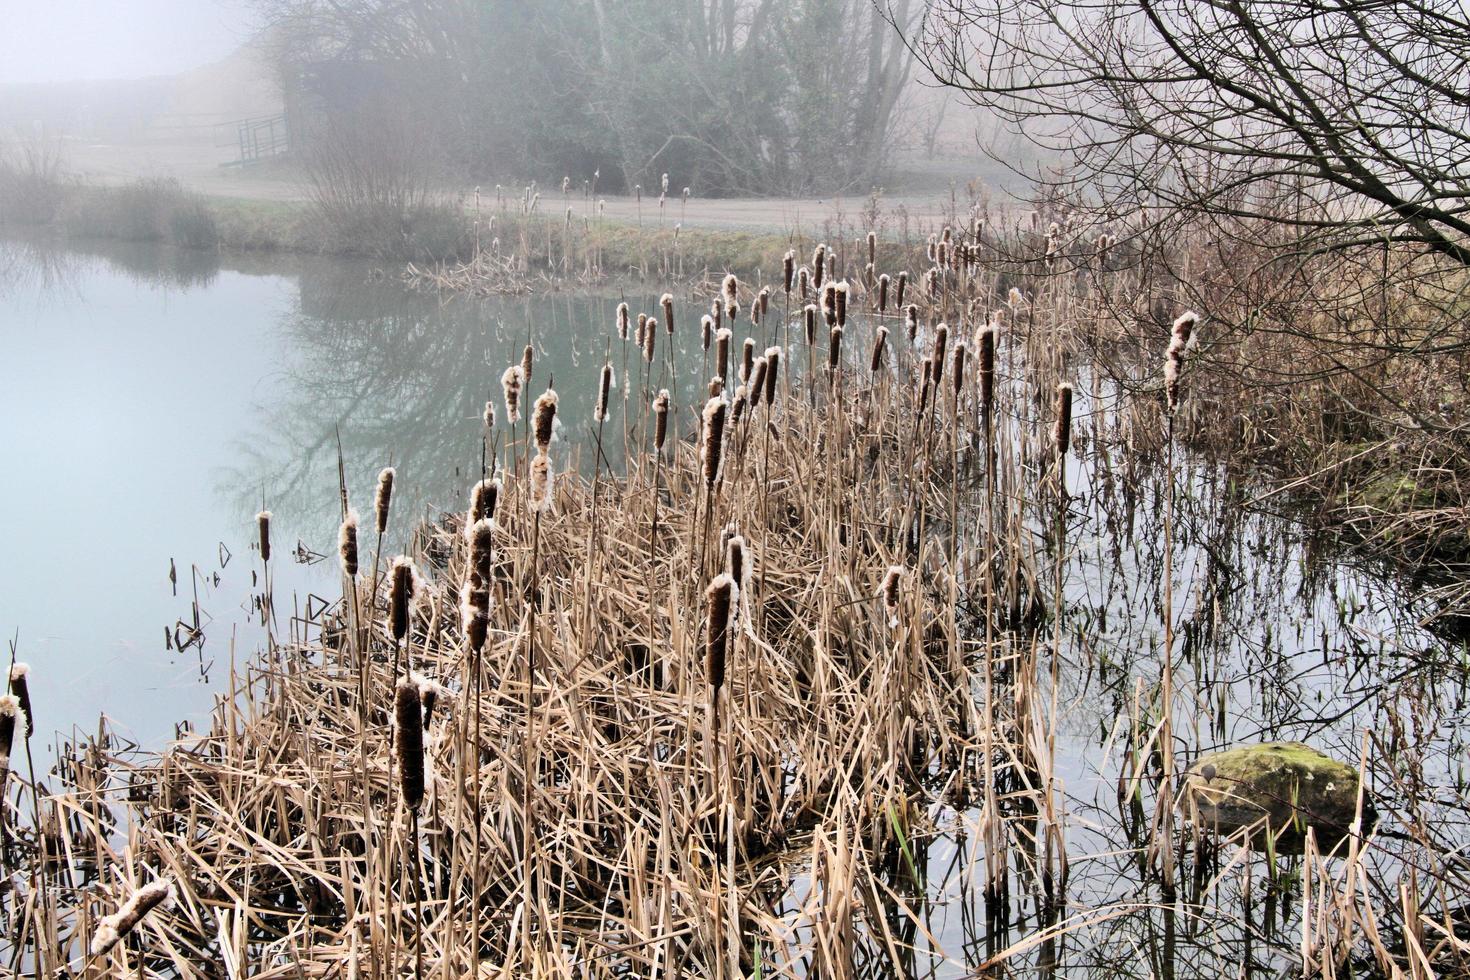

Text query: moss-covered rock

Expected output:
[1181,742,1373,853]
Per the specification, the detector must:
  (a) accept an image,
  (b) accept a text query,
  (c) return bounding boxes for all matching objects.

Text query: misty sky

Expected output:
[0,1,260,84]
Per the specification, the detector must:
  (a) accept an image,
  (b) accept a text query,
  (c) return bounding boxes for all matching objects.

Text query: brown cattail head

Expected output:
[726,534,749,590]
[521,344,534,385]
[701,313,713,352]
[879,565,903,626]
[394,676,426,811]
[1054,382,1074,458]
[978,325,997,418]
[741,337,755,381]
[747,357,768,408]
[8,664,31,738]
[758,287,770,320]
[711,297,722,333]
[926,266,940,299]
[1008,286,1024,307]
[339,509,360,579]
[715,327,732,380]
[877,273,889,312]
[483,401,496,431]
[256,510,271,563]
[821,282,838,326]
[918,358,933,414]
[642,318,657,362]
[797,265,810,299]
[460,517,495,653]
[867,230,877,266]
[762,346,781,404]
[932,323,950,386]
[895,270,908,309]
[0,695,19,766]
[389,557,417,643]
[813,243,827,289]
[1172,310,1198,348]
[653,389,671,451]
[701,396,728,489]
[871,326,889,372]
[635,312,647,346]
[469,477,500,528]
[951,341,967,400]
[374,467,395,535]
[731,385,748,425]
[412,670,448,726]
[501,365,525,423]
[709,376,725,397]
[661,292,674,334]
[722,273,738,307]
[529,451,554,513]
[532,388,558,452]
[827,325,844,380]
[803,304,817,346]
[595,363,614,422]
[1164,311,1198,413]
[704,573,736,702]
[90,879,177,957]
[616,302,630,341]
[905,304,919,343]
[834,280,848,328]
[783,250,796,293]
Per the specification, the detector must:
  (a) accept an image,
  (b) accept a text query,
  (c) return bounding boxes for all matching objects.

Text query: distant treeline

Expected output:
[258,0,918,197]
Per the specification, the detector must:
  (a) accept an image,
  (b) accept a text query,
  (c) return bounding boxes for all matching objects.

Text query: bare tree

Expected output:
[899,0,1470,263]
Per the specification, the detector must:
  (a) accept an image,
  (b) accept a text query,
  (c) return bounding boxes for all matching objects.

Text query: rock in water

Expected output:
[1182,742,1373,853]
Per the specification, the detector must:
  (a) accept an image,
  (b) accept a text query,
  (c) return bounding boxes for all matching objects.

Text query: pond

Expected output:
[1,235,1464,976]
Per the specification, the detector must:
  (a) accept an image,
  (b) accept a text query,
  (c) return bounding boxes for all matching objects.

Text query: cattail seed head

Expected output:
[867,230,877,265]
[595,363,614,422]
[978,325,997,418]
[821,282,838,326]
[635,313,647,347]
[483,401,496,431]
[741,337,755,381]
[731,385,748,425]
[747,357,768,408]
[701,396,728,489]
[1164,311,1198,412]
[8,664,31,738]
[389,557,416,643]
[532,388,558,452]
[716,327,732,380]
[783,250,796,293]
[501,365,525,423]
[726,534,749,591]
[90,879,177,957]
[460,517,495,653]
[643,318,657,362]
[918,358,932,414]
[1054,382,1074,457]
[895,271,908,309]
[762,346,781,404]
[0,695,19,766]
[905,304,919,343]
[705,573,736,702]
[529,451,554,513]
[797,265,810,299]
[879,565,903,627]
[661,293,674,334]
[339,509,359,578]
[926,266,940,299]
[616,302,630,341]
[813,243,827,289]
[653,389,671,451]
[803,304,817,345]
[711,297,722,333]
[951,342,967,400]
[758,287,770,320]
[827,325,844,380]
[708,376,724,397]
[701,314,713,352]
[1172,310,1199,348]
[375,467,395,535]
[722,273,738,306]
[521,344,534,385]
[932,323,949,385]
[871,326,888,372]
[834,280,848,328]
[394,677,426,811]
[877,273,889,312]
[256,510,271,562]
[469,477,500,527]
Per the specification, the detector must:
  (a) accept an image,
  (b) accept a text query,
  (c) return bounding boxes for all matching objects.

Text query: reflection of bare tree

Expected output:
[222,264,669,545]
[0,235,220,297]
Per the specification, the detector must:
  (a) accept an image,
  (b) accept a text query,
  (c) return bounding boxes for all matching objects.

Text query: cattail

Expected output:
[797,265,810,299]
[636,312,647,347]
[731,385,749,425]
[90,879,177,957]
[762,346,781,404]
[813,243,827,289]
[932,323,949,385]
[821,281,837,326]
[653,390,671,451]
[804,304,817,346]
[394,677,425,811]
[643,318,657,362]
[8,664,31,738]
[712,297,723,333]
[529,451,554,513]
[741,337,755,381]
[834,280,848,328]
[1165,311,1199,412]
[716,327,732,380]
[782,250,796,293]
[978,325,997,419]
[375,467,395,535]
[827,325,844,380]
[521,344,534,385]
[895,270,908,309]
[905,304,919,342]
[878,565,902,627]
[483,401,496,431]
[877,273,889,312]
[918,358,933,414]
[758,287,770,321]
[0,695,19,768]
[1008,286,1024,307]
[413,671,448,726]
[617,302,630,341]
[926,266,940,299]
[460,517,494,653]
[701,314,713,352]
[722,273,738,308]
[705,574,736,704]
[867,230,877,266]
[951,341,967,400]
[708,376,724,397]
[468,477,500,526]
[1172,310,1199,349]
[661,292,674,334]
[256,510,271,562]
[701,396,728,489]
[595,363,614,422]
[532,388,558,452]
[747,357,768,408]
[390,557,416,643]
[726,534,749,591]
[339,509,359,579]
[870,326,888,372]
[1054,382,1074,457]
[501,364,525,423]
[936,239,949,269]
[927,235,937,263]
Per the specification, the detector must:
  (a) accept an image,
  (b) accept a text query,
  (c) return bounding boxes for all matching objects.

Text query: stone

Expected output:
[1181,741,1374,853]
